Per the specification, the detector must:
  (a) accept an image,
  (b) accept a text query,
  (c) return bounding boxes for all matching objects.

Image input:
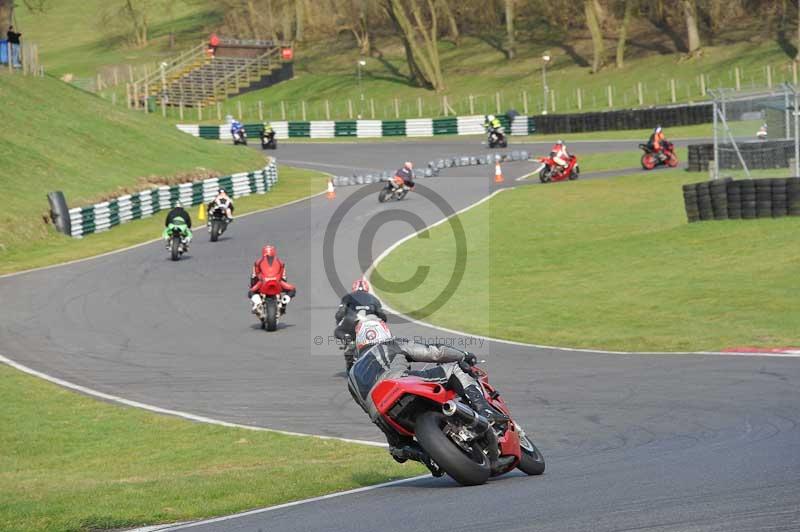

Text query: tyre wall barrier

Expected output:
[66,161,278,238]
[687,140,796,172]
[682,177,800,223]
[178,102,710,140]
[47,191,72,236]
[329,150,530,187]
[178,115,529,140]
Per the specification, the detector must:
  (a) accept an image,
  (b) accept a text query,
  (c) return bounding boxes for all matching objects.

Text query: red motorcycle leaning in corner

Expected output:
[347,317,545,486]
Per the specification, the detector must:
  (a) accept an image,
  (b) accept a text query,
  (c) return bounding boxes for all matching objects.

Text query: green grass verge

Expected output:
[0,165,327,275]
[374,168,800,352]
[0,363,420,532]
[0,73,268,272]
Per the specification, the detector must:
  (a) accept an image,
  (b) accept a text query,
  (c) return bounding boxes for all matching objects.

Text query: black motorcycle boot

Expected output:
[463,385,509,423]
[390,445,443,477]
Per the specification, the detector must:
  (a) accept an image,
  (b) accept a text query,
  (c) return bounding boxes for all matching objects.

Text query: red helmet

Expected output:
[352,278,370,293]
[262,245,276,258]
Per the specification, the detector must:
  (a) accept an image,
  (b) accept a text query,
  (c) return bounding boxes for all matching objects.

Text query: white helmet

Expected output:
[355,314,392,350]
[487,114,496,121]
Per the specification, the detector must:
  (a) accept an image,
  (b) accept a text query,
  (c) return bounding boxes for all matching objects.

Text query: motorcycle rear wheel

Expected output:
[210,220,221,242]
[170,238,181,261]
[667,153,679,168]
[265,298,278,331]
[569,166,580,180]
[396,188,409,201]
[517,434,546,476]
[415,411,491,486]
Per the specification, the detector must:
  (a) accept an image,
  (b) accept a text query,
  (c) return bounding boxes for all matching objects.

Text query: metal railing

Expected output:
[198,48,278,106]
[131,41,207,95]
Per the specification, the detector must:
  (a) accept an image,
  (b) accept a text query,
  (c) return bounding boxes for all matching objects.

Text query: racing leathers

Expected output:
[334,291,387,342]
[551,143,570,169]
[207,195,234,222]
[393,165,414,188]
[163,207,192,246]
[248,255,297,303]
[484,117,503,134]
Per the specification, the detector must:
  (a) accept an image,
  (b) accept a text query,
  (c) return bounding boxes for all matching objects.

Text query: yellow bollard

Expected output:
[198,203,206,221]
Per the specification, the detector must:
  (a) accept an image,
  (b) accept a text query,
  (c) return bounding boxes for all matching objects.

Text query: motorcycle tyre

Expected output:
[539,168,552,183]
[378,188,391,203]
[396,188,409,201]
[667,153,679,168]
[265,298,278,331]
[517,434,546,476]
[569,166,580,180]
[641,154,657,170]
[210,220,221,242]
[170,238,181,261]
[499,138,508,148]
[415,411,491,486]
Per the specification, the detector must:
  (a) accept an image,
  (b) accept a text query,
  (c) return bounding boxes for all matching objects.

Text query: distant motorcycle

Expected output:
[378,176,414,203]
[254,278,291,331]
[538,154,579,183]
[166,225,189,261]
[261,130,277,150]
[639,141,678,170]
[232,127,247,146]
[487,128,508,149]
[207,205,230,242]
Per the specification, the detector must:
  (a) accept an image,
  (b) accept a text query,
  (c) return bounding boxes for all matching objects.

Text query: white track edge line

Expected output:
[137,475,428,532]
[366,184,800,359]
[0,353,386,446]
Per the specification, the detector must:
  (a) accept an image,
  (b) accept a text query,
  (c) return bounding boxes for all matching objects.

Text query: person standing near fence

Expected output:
[6,26,21,68]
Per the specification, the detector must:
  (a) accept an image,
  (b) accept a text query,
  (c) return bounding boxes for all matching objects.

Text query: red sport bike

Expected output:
[538,154,579,183]
[639,141,679,170]
[253,278,291,332]
[369,362,545,486]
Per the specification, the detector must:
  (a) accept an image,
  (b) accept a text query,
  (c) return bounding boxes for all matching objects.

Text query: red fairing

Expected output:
[538,154,578,182]
[371,378,455,436]
[251,256,296,295]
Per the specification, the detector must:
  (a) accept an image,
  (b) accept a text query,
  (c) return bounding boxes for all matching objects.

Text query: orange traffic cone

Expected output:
[494,162,504,183]
[326,178,336,200]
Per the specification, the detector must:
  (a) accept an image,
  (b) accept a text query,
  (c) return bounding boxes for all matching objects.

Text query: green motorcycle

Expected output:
[162,217,192,261]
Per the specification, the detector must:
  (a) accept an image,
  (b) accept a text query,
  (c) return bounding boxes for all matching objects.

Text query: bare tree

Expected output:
[437,0,459,45]
[382,0,445,91]
[616,0,636,68]
[504,0,515,59]
[295,0,304,41]
[681,0,701,54]
[585,0,606,72]
[796,0,800,61]
[0,0,12,29]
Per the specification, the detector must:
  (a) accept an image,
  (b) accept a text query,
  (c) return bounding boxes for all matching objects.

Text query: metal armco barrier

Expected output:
[330,150,530,187]
[67,161,278,238]
[682,177,800,222]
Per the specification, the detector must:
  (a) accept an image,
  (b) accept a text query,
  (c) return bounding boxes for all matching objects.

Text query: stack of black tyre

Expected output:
[682,177,800,223]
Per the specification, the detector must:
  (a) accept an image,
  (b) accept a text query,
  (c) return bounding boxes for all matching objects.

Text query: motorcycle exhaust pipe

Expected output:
[280,294,292,305]
[442,400,490,435]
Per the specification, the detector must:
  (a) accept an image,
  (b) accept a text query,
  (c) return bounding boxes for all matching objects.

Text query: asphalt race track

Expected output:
[1,137,798,531]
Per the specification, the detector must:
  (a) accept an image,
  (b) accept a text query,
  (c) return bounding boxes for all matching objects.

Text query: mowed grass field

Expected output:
[0,364,421,532]
[374,166,800,352]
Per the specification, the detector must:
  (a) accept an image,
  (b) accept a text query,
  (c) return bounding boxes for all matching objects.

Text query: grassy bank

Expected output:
[0,73,280,274]
[0,363,420,532]
[374,169,800,352]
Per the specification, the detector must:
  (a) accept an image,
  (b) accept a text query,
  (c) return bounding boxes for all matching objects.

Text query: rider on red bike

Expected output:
[347,316,506,467]
[248,244,296,313]
[648,126,669,161]
[392,162,415,189]
[550,140,571,171]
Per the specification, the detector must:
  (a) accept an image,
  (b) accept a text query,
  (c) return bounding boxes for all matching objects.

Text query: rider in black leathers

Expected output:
[334,278,387,342]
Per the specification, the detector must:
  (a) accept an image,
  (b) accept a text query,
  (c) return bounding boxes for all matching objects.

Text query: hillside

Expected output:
[0,73,264,254]
[15,1,797,122]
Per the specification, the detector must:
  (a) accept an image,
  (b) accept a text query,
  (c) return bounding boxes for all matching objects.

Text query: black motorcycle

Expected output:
[378,178,413,203]
[208,205,230,242]
[488,128,507,149]
[261,130,277,150]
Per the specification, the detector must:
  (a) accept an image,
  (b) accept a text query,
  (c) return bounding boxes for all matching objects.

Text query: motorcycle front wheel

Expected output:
[641,154,657,170]
[539,168,552,183]
[415,411,491,486]
[210,220,221,242]
[517,434,546,476]
[378,188,391,203]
